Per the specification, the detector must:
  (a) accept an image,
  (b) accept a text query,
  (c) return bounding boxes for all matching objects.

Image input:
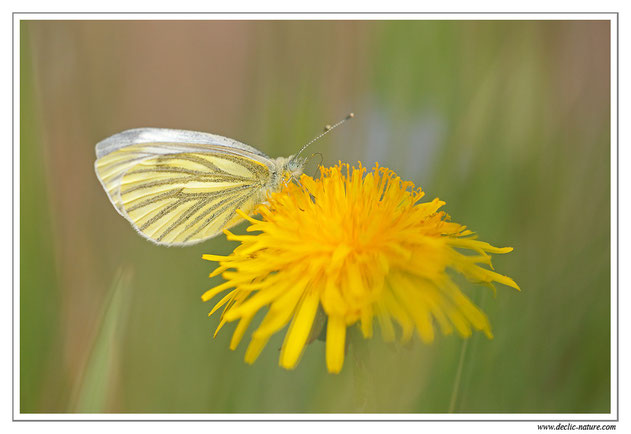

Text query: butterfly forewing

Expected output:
[94,129,276,246]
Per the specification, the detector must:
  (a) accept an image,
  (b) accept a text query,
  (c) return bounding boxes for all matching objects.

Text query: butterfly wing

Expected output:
[95,128,275,246]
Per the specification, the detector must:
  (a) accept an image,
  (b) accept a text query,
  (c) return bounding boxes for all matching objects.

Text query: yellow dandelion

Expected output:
[202,163,520,373]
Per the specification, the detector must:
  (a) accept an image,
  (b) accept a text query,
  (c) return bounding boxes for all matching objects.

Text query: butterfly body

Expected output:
[95,128,304,246]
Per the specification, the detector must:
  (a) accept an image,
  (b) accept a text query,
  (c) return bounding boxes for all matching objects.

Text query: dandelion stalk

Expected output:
[350,329,371,412]
[448,337,469,413]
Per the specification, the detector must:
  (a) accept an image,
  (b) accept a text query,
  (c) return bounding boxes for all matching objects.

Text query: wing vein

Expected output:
[183,194,253,243]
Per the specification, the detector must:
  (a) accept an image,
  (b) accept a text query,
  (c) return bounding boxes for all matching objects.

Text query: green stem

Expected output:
[350,328,370,412]
[448,337,469,413]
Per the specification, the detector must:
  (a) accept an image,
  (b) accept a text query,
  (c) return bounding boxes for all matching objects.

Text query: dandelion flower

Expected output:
[202,163,520,373]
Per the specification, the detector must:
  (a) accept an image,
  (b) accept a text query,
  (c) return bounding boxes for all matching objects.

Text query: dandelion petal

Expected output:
[325,316,346,374]
[279,291,320,369]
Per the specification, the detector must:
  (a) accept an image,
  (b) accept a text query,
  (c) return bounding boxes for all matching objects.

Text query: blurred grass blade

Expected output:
[73,268,133,412]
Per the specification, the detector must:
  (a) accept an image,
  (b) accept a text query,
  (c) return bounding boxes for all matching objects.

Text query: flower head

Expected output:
[202,163,519,373]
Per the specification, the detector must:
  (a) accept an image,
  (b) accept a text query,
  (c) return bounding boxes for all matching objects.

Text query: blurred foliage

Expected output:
[20,19,610,413]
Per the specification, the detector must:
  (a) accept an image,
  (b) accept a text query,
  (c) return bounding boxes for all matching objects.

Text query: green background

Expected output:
[20,20,611,413]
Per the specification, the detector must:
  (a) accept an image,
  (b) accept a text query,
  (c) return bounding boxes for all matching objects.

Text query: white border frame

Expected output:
[12,12,619,423]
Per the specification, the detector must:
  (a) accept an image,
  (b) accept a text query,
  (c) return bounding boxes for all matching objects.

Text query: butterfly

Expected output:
[94,114,353,246]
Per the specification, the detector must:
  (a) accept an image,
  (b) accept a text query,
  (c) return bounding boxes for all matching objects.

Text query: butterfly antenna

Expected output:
[292,113,354,162]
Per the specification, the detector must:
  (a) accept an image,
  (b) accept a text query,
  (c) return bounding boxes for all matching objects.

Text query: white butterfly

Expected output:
[94,115,352,246]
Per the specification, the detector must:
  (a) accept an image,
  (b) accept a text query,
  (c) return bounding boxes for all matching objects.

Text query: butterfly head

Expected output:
[279,156,305,183]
